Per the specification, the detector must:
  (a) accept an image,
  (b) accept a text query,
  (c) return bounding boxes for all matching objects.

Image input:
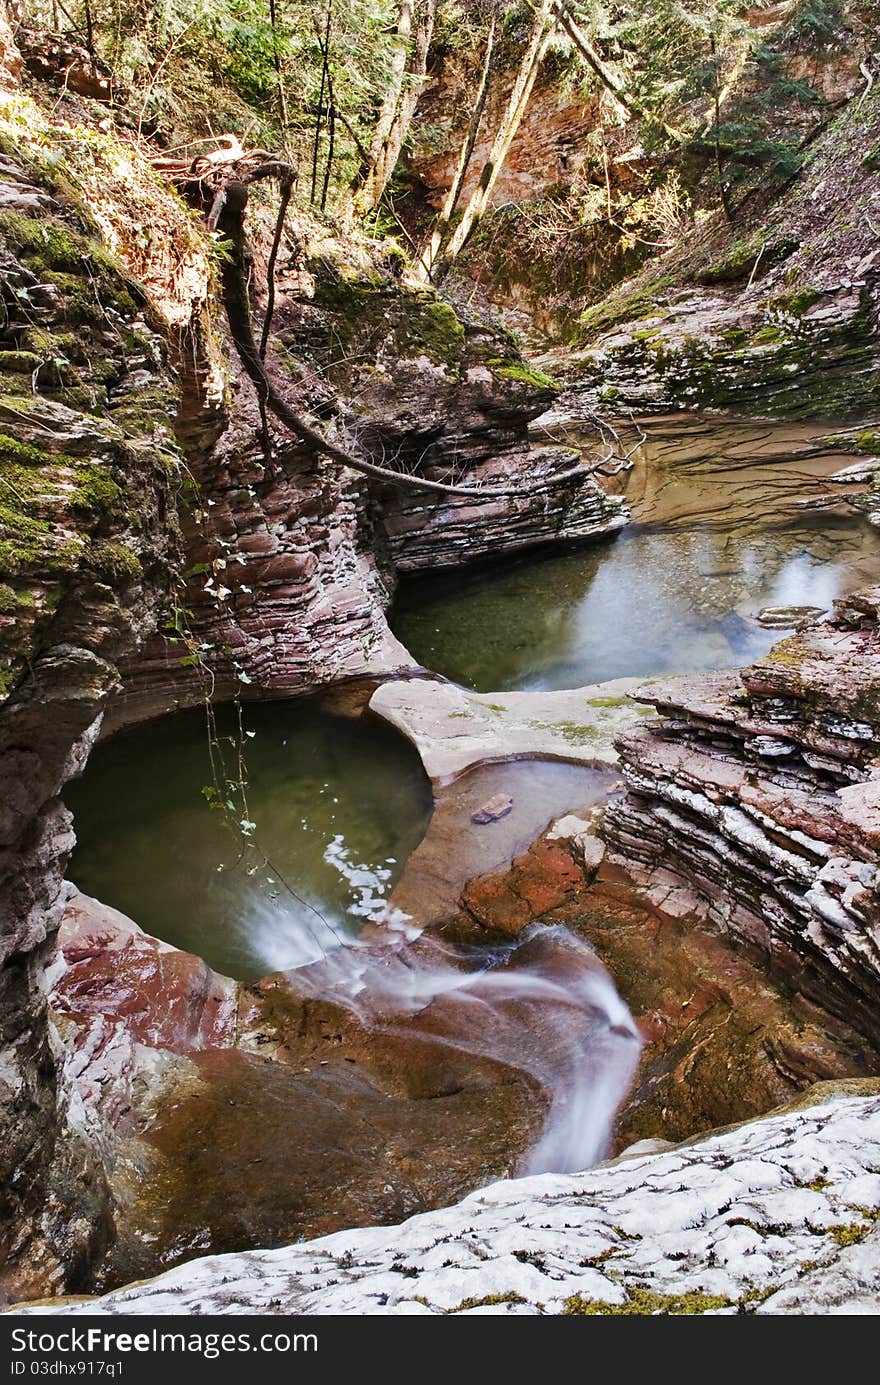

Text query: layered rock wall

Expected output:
[604,590,880,1044]
[110,244,623,728]
[0,154,181,1298]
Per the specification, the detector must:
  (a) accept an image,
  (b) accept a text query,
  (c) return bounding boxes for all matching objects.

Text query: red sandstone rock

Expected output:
[55,894,238,1057]
[461,838,583,934]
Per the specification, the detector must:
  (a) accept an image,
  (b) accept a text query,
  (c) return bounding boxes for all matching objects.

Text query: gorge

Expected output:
[1,0,880,1318]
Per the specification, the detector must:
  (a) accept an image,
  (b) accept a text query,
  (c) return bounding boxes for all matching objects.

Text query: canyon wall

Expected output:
[0,151,181,1299]
[408,5,872,343]
[568,83,880,419]
[109,238,624,729]
[605,590,880,1046]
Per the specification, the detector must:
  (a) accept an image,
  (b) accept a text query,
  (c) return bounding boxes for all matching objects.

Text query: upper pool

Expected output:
[391,415,880,692]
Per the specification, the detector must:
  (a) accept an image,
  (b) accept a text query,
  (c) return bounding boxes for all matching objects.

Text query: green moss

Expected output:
[528,719,599,742]
[89,541,142,583]
[412,297,466,365]
[0,209,141,323]
[578,273,675,342]
[697,233,800,286]
[770,288,821,316]
[0,432,51,469]
[0,212,85,272]
[587,695,628,708]
[0,530,84,577]
[751,324,784,345]
[491,361,558,390]
[18,326,80,359]
[563,1287,732,1315]
[0,351,42,375]
[40,269,137,326]
[447,1292,526,1314]
[70,464,122,514]
[0,431,118,574]
[763,634,809,668]
[313,259,471,373]
[828,1222,870,1247]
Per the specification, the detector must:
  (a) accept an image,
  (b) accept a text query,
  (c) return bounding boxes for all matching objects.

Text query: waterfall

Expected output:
[277,904,642,1176]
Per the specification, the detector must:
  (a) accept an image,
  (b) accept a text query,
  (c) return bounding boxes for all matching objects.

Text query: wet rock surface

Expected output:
[370,675,655,782]
[15,1085,880,1315]
[444,816,877,1145]
[49,892,542,1291]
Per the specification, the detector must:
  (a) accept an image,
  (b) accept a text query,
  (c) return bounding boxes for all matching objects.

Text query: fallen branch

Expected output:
[858,61,874,108]
[168,152,600,502]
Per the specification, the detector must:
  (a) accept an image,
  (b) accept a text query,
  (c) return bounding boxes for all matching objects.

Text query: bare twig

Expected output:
[259,170,295,358]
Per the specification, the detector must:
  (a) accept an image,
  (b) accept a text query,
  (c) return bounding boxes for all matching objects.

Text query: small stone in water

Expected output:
[755,604,825,628]
[471,794,514,825]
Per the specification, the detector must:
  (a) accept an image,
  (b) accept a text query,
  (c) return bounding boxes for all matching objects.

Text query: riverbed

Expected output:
[61,412,880,1251]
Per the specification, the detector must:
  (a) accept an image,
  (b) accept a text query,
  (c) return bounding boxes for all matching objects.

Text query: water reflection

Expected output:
[392,415,880,692]
[65,699,433,980]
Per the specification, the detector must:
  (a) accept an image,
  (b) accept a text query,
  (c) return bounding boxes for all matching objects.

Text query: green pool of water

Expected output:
[65,698,433,981]
[392,416,880,692]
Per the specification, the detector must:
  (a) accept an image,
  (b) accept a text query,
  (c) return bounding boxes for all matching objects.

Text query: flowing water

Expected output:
[392,415,880,691]
[63,703,640,1168]
[288,920,642,1175]
[66,701,639,1172]
[66,413,880,1181]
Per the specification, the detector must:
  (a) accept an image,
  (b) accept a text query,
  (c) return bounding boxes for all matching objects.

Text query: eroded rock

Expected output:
[604,588,880,1046]
[370,676,656,783]
[14,1086,880,1315]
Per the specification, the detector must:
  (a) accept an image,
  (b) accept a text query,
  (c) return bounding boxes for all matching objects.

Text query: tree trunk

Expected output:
[414,6,497,283]
[268,0,290,144]
[552,1,683,141]
[349,0,437,219]
[438,0,555,272]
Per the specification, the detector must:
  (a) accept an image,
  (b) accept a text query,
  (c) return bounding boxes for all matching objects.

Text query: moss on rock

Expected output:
[563,1286,734,1315]
[89,541,143,583]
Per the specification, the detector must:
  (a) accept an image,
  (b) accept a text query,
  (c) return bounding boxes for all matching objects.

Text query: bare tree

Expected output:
[437,0,556,272]
[550,0,681,139]
[348,0,438,219]
[414,1,498,283]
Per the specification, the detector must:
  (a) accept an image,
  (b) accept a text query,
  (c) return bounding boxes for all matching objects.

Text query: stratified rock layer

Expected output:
[110,246,624,729]
[0,150,181,1300]
[604,589,880,1045]
[14,1085,880,1315]
[566,85,880,419]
